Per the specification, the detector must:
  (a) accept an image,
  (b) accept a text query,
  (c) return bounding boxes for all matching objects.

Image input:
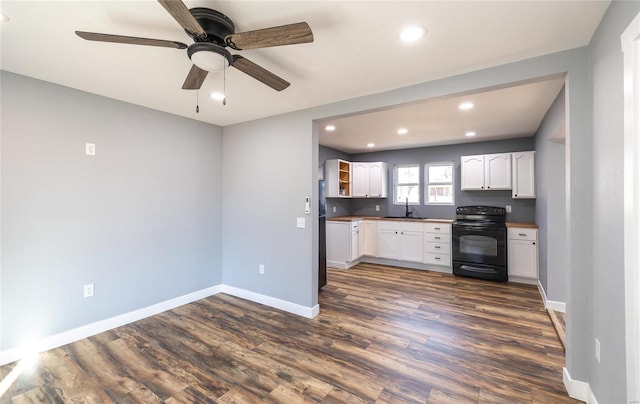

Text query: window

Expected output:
[425,162,454,205]
[394,164,420,204]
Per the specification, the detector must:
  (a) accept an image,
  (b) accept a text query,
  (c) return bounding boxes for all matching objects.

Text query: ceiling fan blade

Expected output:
[182,65,208,90]
[226,22,313,50]
[158,0,206,37]
[231,55,290,91]
[75,31,188,49]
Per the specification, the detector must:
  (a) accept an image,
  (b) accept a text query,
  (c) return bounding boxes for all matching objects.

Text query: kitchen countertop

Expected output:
[327,216,454,224]
[506,222,538,229]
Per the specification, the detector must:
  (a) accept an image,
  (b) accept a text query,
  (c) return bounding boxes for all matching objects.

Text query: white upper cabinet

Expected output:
[460,155,485,190]
[512,151,536,199]
[351,162,369,197]
[368,162,388,198]
[325,159,351,197]
[352,162,388,198]
[461,153,512,190]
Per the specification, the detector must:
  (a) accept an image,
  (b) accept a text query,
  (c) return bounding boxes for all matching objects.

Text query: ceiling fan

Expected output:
[75,0,314,92]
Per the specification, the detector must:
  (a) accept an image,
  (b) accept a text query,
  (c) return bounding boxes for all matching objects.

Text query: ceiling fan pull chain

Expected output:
[196,89,200,113]
[223,66,227,106]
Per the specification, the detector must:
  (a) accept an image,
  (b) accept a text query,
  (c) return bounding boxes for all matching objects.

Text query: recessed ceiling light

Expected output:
[399,25,427,43]
[325,125,336,131]
[210,92,226,101]
[367,143,375,148]
[397,128,408,135]
[465,131,477,137]
[459,102,474,110]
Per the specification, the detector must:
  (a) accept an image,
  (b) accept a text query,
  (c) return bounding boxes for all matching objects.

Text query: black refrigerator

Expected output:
[319,180,327,290]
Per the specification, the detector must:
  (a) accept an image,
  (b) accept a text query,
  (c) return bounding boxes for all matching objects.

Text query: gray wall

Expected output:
[534,87,566,303]
[0,72,223,350]
[222,116,317,307]
[586,2,638,401]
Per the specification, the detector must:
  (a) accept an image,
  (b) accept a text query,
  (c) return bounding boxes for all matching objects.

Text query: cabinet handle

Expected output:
[435,227,441,230]
[487,186,491,189]
[435,246,441,249]
[435,236,441,240]
[435,257,441,260]
[532,242,536,245]
[519,233,527,237]
[515,194,518,197]
[481,186,484,189]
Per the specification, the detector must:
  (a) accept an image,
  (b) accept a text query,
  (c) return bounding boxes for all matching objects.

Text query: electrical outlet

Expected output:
[297,217,305,228]
[259,264,264,275]
[376,205,380,211]
[83,283,94,298]
[595,338,601,363]
[332,206,336,213]
[505,205,512,213]
[85,143,96,156]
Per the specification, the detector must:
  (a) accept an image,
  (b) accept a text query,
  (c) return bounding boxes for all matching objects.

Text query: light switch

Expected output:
[85,143,96,156]
[296,217,305,228]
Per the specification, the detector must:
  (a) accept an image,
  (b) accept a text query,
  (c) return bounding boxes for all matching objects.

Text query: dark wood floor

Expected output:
[1,263,576,403]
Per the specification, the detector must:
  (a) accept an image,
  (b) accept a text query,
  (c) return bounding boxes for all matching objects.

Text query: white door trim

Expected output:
[621,11,640,403]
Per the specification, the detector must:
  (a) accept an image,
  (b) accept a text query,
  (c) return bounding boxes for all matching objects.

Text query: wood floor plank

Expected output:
[1,263,578,403]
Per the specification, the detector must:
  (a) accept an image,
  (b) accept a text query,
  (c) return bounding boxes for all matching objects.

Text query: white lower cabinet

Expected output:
[508,227,539,283]
[423,223,452,267]
[327,221,360,269]
[377,221,423,262]
[362,220,378,256]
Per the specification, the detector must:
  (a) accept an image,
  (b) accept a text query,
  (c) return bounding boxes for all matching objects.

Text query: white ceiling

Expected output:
[1,1,608,148]
[319,76,566,153]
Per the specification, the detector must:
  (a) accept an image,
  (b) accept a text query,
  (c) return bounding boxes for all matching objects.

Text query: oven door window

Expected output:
[459,235,498,257]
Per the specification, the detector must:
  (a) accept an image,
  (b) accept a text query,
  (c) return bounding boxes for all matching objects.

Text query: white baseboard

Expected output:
[0,285,221,366]
[563,367,598,403]
[0,283,320,366]
[221,285,320,319]
[538,280,566,312]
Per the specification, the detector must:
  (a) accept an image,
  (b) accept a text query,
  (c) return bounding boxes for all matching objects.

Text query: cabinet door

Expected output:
[368,162,388,198]
[351,227,359,261]
[484,153,512,190]
[357,222,365,259]
[461,155,485,190]
[352,162,370,197]
[326,222,351,265]
[377,228,399,259]
[508,239,538,279]
[399,231,423,262]
[512,151,536,199]
[363,221,378,256]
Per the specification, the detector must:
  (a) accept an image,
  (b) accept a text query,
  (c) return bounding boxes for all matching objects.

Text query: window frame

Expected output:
[424,161,455,206]
[393,164,421,205]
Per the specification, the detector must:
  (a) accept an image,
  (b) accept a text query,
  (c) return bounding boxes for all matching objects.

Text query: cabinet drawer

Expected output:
[424,233,450,243]
[424,241,450,254]
[424,252,451,266]
[424,223,451,234]
[508,228,537,241]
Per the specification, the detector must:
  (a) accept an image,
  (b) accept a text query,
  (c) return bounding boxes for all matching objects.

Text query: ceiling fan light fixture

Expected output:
[188,42,232,72]
[459,102,474,110]
[465,131,477,137]
[367,143,375,148]
[325,125,336,131]
[397,128,408,135]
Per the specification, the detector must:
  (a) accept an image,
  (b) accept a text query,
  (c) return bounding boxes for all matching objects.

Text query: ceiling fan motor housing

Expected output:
[188,8,235,45]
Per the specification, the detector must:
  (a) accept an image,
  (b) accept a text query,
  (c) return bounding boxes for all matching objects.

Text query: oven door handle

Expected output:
[459,264,497,274]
